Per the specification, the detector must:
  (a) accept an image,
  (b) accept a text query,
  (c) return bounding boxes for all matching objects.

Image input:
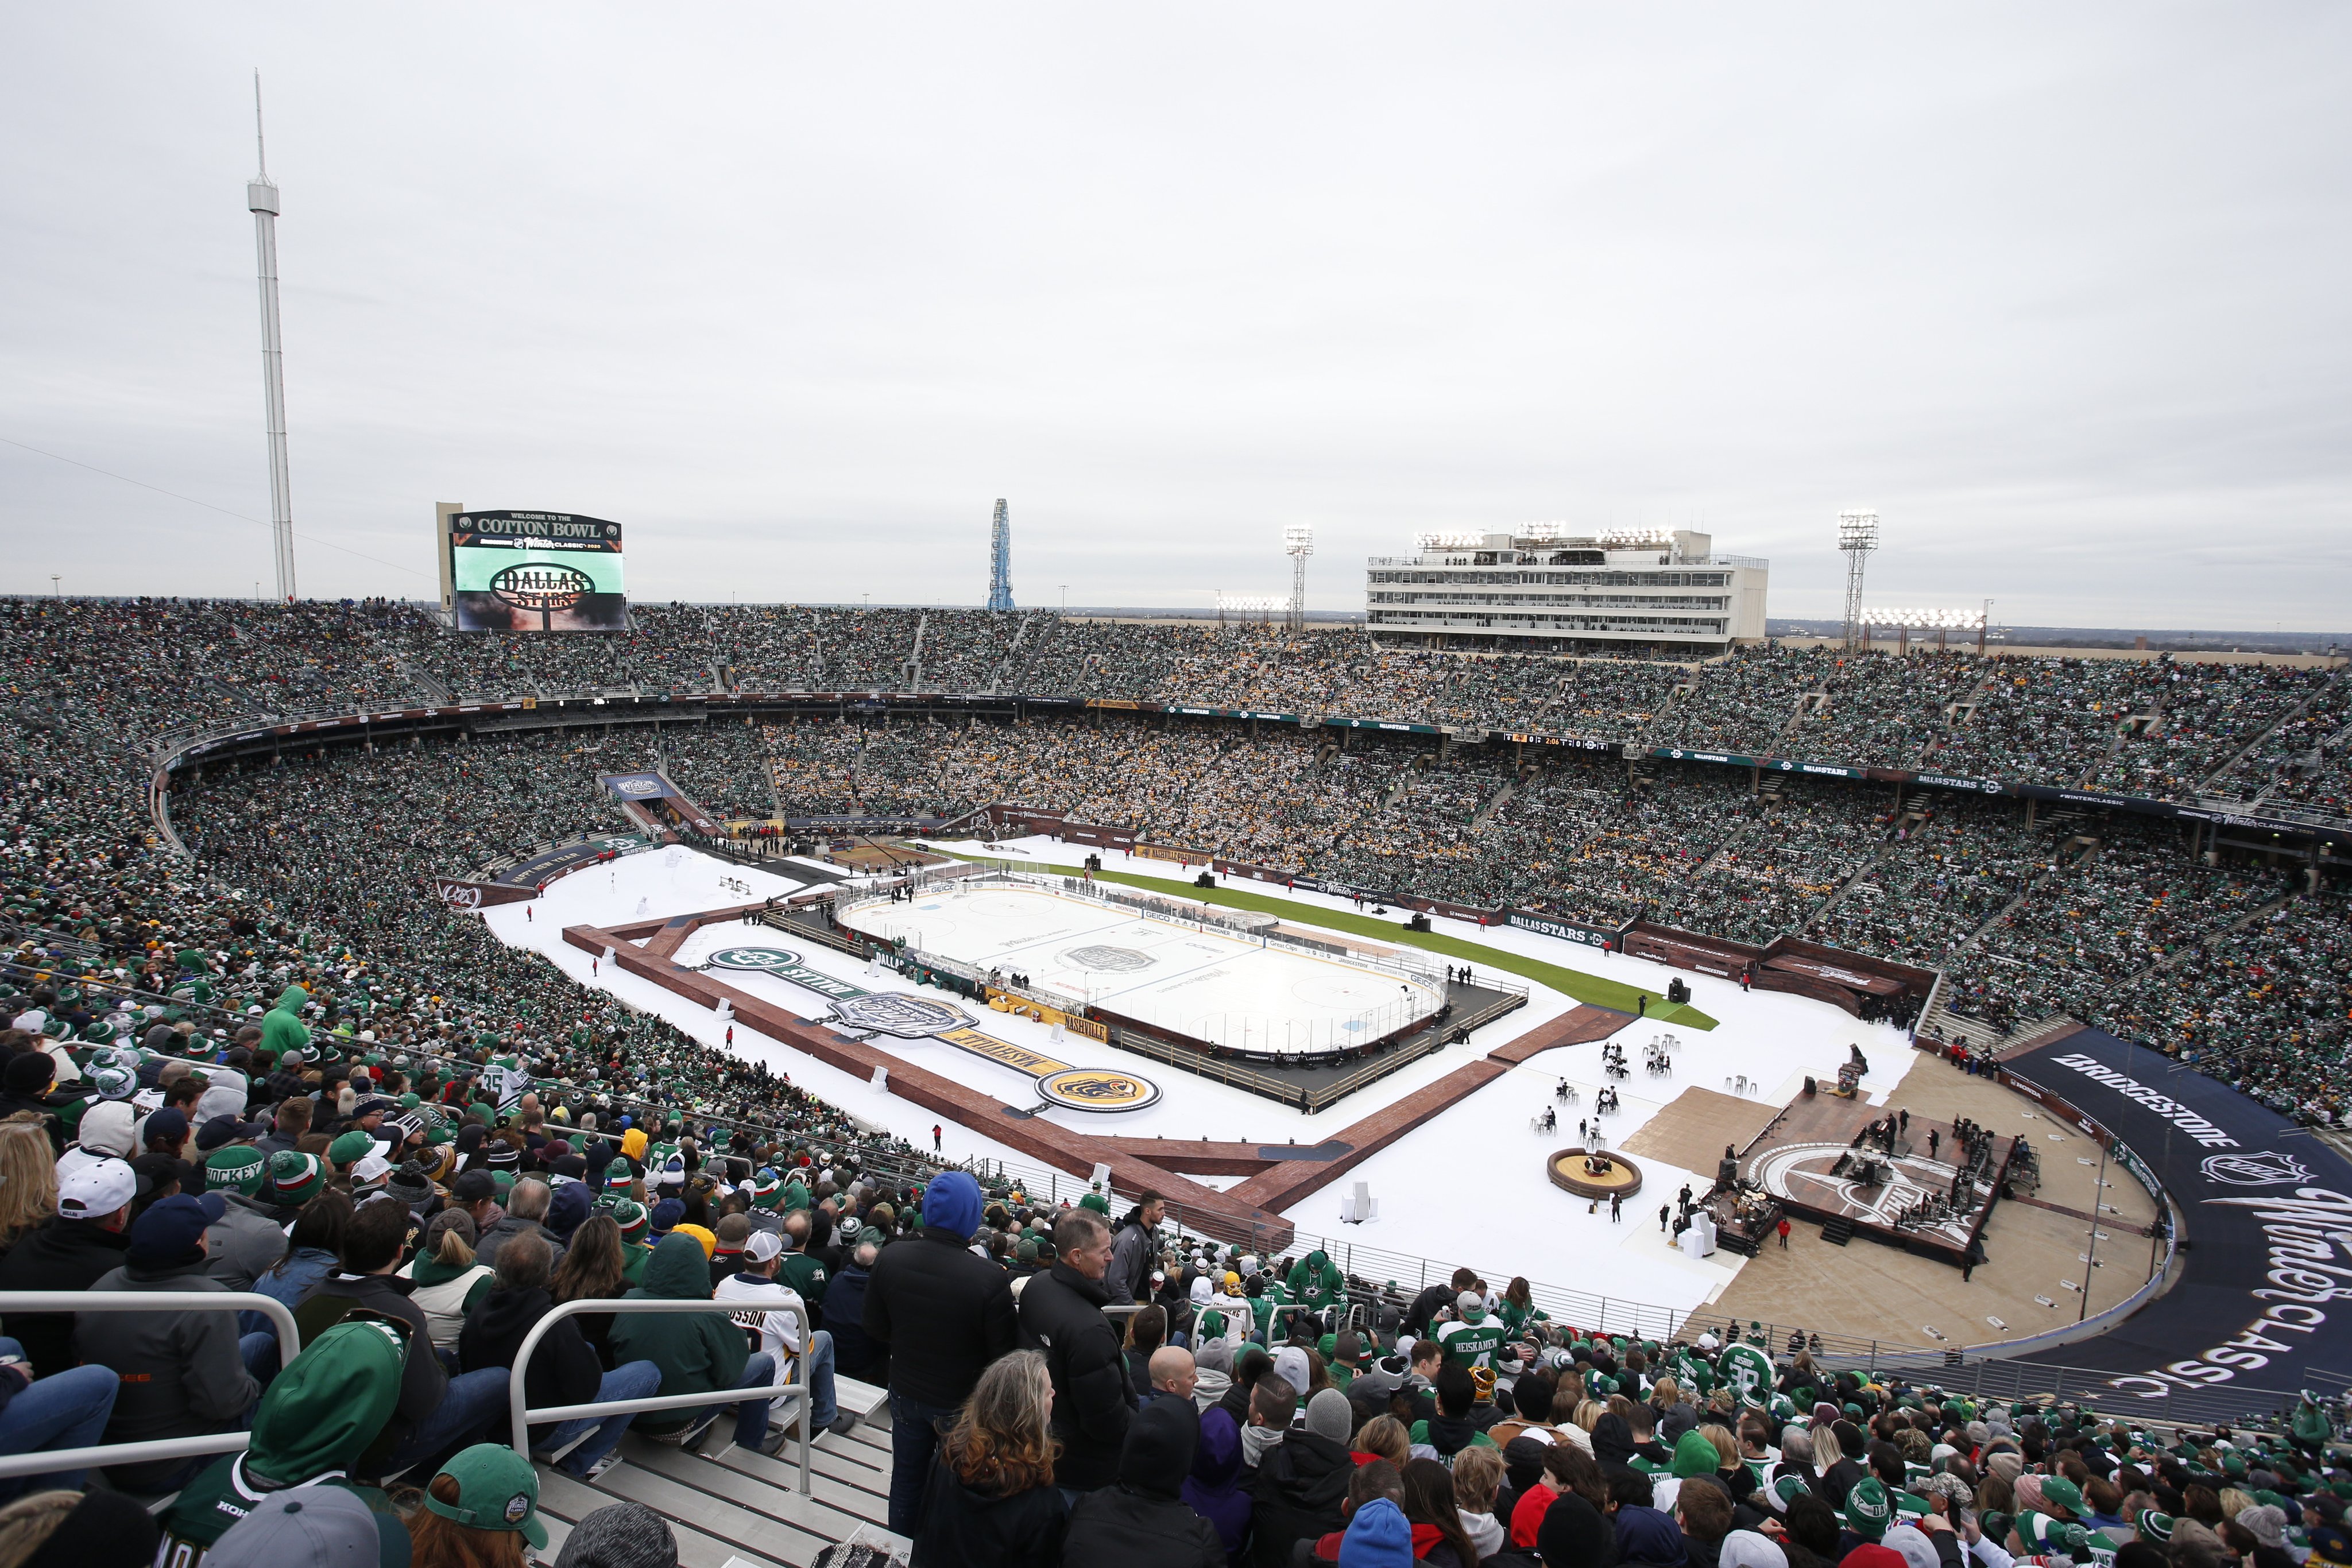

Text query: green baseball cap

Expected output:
[205,1144,266,1195]
[424,1443,548,1549]
[326,1129,378,1167]
[1846,1478,1893,1541]
[2038,1477,2085,1514]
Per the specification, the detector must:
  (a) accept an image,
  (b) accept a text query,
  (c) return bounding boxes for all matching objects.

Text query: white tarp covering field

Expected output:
[480,837,1928,1323]
[837,881,1442,1054]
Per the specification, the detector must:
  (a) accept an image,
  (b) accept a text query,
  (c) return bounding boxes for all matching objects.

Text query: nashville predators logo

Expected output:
[1038,1068,1162,1113]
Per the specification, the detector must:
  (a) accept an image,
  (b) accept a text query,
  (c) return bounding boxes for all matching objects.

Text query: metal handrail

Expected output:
[0,1290,303,1482]
[506,1296,812,1494]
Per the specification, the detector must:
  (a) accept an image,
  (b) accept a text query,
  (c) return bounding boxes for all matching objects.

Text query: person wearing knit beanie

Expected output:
[553,1501,679,1568]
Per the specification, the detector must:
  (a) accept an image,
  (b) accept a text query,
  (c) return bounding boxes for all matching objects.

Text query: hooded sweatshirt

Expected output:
[1340,1497,1415,1568]
[606,1232,749,1435]
[156,1320,407,1563]
[1652,1428,1726,1515]
[259,985,310,1063]
[1184,1404,1255,1559]
[1063,1398,1227,1568]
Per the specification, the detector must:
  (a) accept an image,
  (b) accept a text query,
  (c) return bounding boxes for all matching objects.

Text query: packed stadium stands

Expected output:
[0,594,2346,1562]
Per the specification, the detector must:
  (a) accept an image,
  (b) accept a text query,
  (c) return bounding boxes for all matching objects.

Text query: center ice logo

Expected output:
[827,993,977,1039]
[707,946,804,973]
[1061,944,1155,973]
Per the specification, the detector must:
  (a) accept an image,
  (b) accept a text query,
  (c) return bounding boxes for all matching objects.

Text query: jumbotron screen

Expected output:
[448,510,627,632]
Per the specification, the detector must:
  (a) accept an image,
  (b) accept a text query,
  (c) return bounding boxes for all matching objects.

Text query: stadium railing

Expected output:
[0,1291,302,1482]
[505,1298,814,1493]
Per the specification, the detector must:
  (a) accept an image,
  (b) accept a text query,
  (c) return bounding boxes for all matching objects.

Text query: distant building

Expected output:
[1365,526,1768,659]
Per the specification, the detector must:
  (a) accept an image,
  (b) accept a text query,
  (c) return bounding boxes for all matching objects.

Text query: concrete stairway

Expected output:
[535,1376,902,1567]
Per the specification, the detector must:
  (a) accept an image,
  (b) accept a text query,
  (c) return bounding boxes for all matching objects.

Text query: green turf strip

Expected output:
[922,850,1717,1030]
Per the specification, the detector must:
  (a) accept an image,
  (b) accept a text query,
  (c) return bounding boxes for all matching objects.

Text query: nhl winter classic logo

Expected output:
[1061,944,1155,973]
[2200,1150,2311,1186]
[827,993,976,1039]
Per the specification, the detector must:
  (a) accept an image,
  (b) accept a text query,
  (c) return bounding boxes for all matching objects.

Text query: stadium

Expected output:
[2,578,2348,1561]
[6,14,2350,1566]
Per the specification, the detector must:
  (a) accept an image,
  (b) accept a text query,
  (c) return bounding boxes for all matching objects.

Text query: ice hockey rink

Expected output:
[835,880,1442,1053]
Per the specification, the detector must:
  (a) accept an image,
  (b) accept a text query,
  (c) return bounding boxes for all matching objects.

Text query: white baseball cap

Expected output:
[745,1231,784,1264]
[352,1154,395,1187]
[58,1156,138,1219]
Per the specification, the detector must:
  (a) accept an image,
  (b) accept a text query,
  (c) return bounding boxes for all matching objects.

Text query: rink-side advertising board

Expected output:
[2001,1027,2352,1397]
[702,946,1160,1112]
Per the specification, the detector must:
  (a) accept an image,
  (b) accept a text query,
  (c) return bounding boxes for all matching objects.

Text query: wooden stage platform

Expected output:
[1733,1087,2015,1268]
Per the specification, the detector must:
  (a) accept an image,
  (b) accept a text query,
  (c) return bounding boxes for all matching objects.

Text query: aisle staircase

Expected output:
[535,1377,900,1567]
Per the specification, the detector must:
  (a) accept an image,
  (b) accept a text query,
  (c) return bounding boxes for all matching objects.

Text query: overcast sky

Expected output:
[3,6,2347,629]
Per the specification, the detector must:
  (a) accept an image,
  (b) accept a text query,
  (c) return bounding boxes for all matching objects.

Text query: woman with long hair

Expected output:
[1498,1276,1538,1335]
[1402,1457,1483,1567]
[0,1121,57,1257]
[912,1350,1067,1568]
[549,1213,629,1366]
[406,1445,546,1568]
[398,1209,493,1351]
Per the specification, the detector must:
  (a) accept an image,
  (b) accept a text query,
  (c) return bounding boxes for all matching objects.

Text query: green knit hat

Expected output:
[1845,1478,1893,1542]
[604,1157,635,1191]
[205,1144,266,1195]
[267,1150,327,1207]
[601,1196,648,1241]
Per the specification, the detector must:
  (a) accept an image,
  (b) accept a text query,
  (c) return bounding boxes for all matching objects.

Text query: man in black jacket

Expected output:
[293,1197,509,1478]
[1018,1207,1135,1495]
[861,1170,1015,1536]
[1063,1393,1225,1568]
[1246,1385,1353,1567]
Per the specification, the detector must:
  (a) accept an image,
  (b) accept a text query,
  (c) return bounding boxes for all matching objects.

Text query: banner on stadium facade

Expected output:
[1085,699,1144,711]
[599,772,679,802]
[1322,716,1442,735]
[1765,758,1867,780]
[1911,772,2010,796]
[1134,843,1214,867]
[1500,733,1622,753]
[1999,1028,2352,1396]
[419,876,538,910]
[1503,909,1626,951]
[496,833,653,888]
[787,816,938,832]
[1653,747,1759,767]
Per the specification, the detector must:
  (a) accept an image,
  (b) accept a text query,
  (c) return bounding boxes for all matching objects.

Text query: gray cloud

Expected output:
[2,4,2346,628]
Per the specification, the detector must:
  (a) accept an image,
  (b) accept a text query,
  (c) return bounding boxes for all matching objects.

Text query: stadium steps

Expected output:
[1469,777,1518,830]
[2195,668,2343,797]
[1820,1216,1856,1246]
[532,1376,899,1567]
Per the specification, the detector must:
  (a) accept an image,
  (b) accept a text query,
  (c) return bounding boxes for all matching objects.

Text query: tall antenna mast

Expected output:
[986,499,1015,612]
[247,71,297,601]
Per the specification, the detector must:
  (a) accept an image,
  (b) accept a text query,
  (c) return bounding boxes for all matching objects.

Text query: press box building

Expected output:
[1365,526,1769,660]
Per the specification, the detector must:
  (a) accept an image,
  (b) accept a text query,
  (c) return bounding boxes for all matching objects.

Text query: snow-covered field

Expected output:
[479,835,1928,1319]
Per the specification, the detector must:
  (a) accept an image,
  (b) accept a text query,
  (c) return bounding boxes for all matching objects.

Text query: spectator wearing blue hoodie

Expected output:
[1339,1495,1415,1568]
[862,1170,1018,1536]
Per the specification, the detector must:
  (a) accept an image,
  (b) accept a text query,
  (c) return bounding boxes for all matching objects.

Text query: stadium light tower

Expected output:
[247,72,296,602]
[986,498,1014,612]
[1283,525,1314,633]
[1837,510,1878,651]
